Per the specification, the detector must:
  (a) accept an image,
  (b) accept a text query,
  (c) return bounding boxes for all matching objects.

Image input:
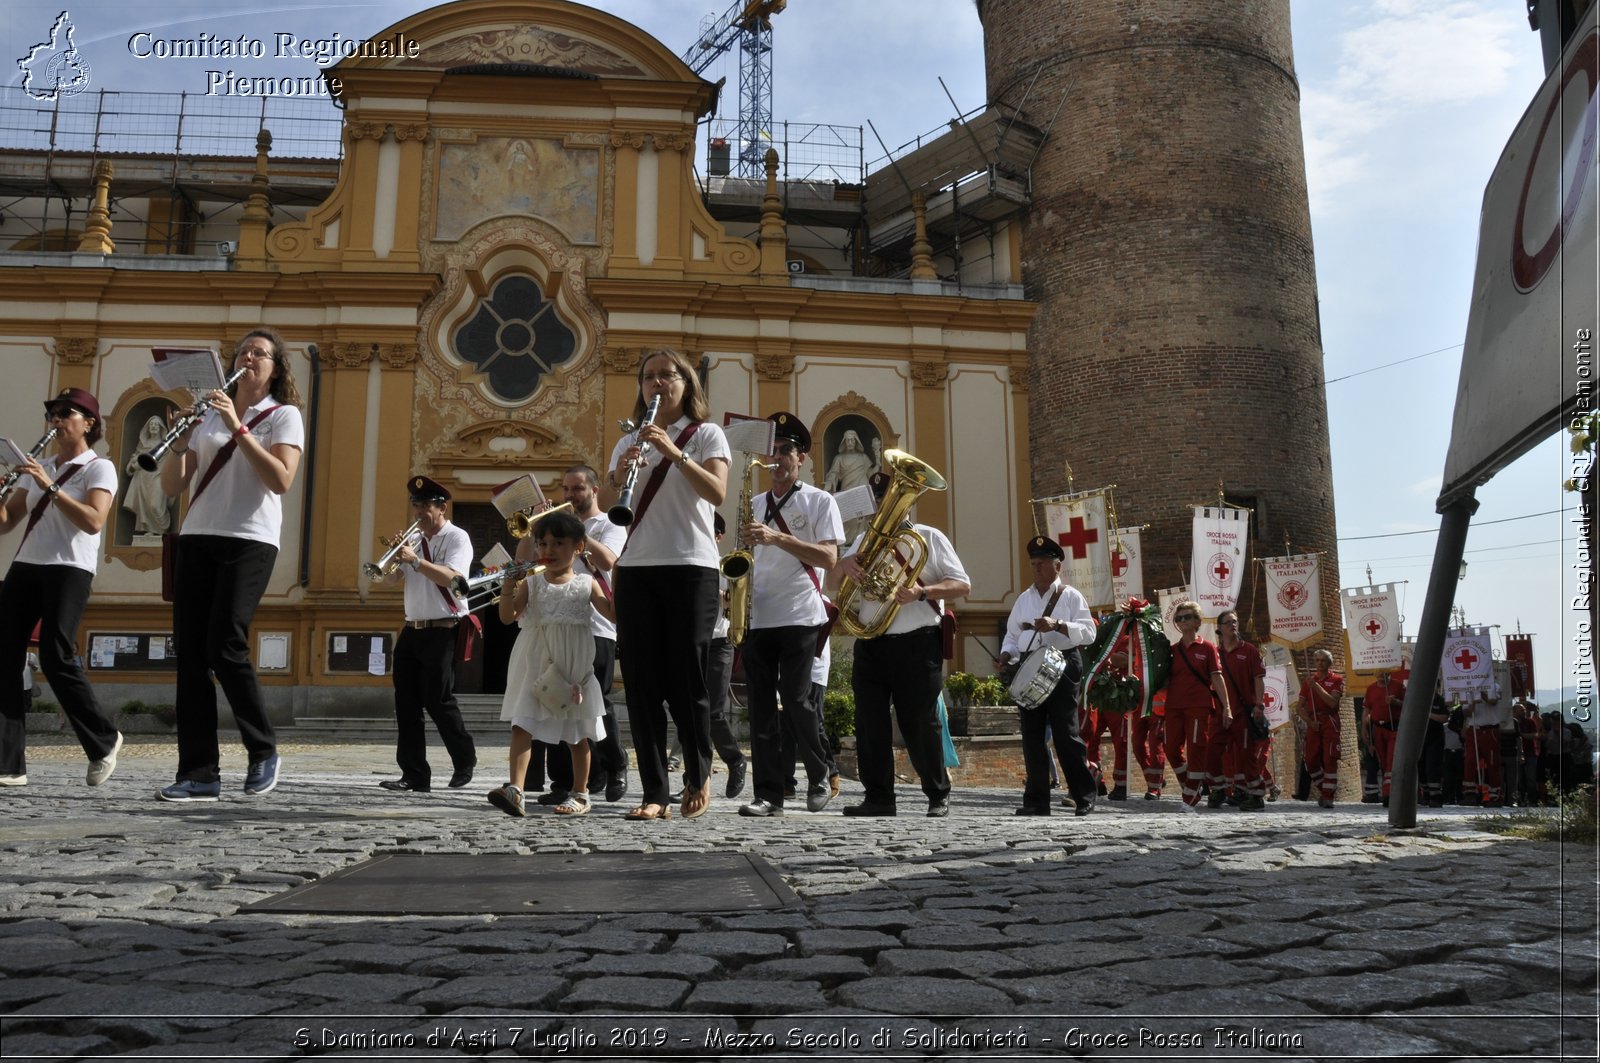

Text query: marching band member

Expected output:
[1165,599,1233,812]
[708,513,750,799]
[607,348,730,821]
[830,472,970,818]
[378,475,477,794]
[561,464,630,803]
[0,388,120,788]
[736,413,842,818]
[158,329,303,801]
[1296,647,1344,808]
[998,536,1098,817]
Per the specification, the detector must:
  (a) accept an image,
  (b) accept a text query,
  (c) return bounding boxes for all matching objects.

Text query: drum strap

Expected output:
[1019,586,1065,657]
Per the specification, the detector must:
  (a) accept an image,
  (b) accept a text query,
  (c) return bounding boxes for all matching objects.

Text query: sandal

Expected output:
[553,794,590,816]
[624,803,670,821]
[681,780,711,820]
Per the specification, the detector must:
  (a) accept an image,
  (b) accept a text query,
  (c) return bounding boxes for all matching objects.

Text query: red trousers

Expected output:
[1303,711,1340,801]
[1371,723,1398,797]
[1465,725,1502,803]
[1164,702,1218,805]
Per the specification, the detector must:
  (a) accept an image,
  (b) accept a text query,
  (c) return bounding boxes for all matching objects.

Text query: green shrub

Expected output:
[28,699,58,714]
[945,671,1014,707]
[823,688,855,739]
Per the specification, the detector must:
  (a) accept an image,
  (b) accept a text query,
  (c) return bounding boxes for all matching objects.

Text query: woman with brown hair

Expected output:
[606,348,730,820]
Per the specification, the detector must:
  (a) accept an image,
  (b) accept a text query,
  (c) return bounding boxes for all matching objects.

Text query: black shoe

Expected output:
[842,802,897,817]
[379,778,429,793]
[725,759,747,800]
[1144,790,1161,801]
[783,784,797,799]
[926,798,950,818]
[1207,788,1229,808]
[739,799,783,818]
[1239,794,1266,811]
[1108,786,1128,801]
[605,775,627,803]
[1014,805,1050,816]
[448,767,474,789]
[1074,795,1096,817]
[588,771,609,796]
[536,789,570,806]
[806,784,832,813]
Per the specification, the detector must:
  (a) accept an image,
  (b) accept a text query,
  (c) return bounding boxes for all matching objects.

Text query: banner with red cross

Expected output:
[1043,491,1113,609]
[1341,584,1403,672]
[1262,664,1292,730]
[1260,553,1324,648]
[1110,526,1144,605]
[1440,626,1495,699]
[1191,506,1250,617]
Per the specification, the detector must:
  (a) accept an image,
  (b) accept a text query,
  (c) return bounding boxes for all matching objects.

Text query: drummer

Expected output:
[998,535,1099,816]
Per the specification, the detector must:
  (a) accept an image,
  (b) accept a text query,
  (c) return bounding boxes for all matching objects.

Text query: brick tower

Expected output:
[978,0,1342,654]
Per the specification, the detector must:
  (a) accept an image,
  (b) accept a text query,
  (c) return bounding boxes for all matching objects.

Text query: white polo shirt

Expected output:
[403,520,472,621]
[13,451,117,573]
[581,510,627,641]
[179,401,304,547]
[1001,578,1097,657]
[841,522,969,637]
[751,481,843,629]
[608,416,730,569]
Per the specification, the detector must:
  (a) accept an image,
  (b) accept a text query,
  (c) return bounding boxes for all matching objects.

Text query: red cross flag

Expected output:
[1044,492,1113,608]
[1191,506,1249,616]
[1262,665,1292,730]
[1340,584,1403,672]
[1441,626,1495,700]
[1260,553,1324,648]
[1110,526,1144,605]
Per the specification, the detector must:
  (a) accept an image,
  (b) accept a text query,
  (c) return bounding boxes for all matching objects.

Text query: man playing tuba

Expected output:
[828,468,970,818]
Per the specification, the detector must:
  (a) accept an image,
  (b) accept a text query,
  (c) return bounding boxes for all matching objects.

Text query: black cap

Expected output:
[408,475,450,503]
[768,411,811,452]
[1026,535,1064,561]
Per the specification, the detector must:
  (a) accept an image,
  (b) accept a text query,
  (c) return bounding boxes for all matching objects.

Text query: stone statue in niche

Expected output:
[821,418,885,545]
[122,415,173,538]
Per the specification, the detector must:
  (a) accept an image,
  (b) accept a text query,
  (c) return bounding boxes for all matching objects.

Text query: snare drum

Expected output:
[1009,646,1068,710]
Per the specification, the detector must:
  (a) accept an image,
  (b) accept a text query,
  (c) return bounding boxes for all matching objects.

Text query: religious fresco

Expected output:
[435,137,599,244]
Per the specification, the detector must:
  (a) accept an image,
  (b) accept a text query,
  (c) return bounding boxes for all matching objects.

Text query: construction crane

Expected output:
[681,0,785,178]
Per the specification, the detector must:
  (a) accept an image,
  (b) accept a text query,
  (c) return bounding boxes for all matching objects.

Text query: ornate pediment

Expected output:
[434,418,585,470]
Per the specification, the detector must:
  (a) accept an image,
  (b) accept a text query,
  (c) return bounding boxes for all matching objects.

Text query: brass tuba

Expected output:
[835,449,948,639]
[719,457,776,647]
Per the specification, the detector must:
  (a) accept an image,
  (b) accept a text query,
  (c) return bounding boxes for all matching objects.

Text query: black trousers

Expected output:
[392,625,476,785]
[743,624,830,806]
[615,564,717,806]
[782,681,837,787]
[851,626,950,806]
[707,636,744,767]
[173,535,278,783]
[0,563,117,776]
[1018,648,1094,809]
[528,634,621,794]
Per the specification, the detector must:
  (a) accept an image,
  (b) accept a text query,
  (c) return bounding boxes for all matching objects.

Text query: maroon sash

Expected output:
[420,535,480,663]
[767,501,839,657]
[618,423,703,551]
[17,460,90,551]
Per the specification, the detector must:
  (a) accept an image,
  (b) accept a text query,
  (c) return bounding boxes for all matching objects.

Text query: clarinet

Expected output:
[137,366,250,471]
[607,394,662,526]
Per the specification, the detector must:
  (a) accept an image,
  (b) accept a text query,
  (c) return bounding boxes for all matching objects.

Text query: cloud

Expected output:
[1408,474,1441,496]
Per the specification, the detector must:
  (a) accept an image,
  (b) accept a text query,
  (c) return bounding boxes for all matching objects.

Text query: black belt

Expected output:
[405,618,459,630]
[866,625,939,641]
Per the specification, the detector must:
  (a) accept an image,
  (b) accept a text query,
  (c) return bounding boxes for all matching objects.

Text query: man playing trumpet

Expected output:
[379,475,477,794]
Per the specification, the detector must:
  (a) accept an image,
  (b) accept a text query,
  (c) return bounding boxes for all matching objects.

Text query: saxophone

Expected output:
[719,457,776,646]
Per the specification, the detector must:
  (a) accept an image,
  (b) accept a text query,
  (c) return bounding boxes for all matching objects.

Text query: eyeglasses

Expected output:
[774,443,798,456]
[642,371,682,384]
[1218,618,1238,627]
[1174,613,1199,622]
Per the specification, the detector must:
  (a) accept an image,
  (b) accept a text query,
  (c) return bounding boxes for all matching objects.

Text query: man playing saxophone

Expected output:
[828,468,970,818]
[735,413,843,817]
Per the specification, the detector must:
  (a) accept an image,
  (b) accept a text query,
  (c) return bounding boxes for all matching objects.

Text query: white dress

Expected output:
[500,573,605,745]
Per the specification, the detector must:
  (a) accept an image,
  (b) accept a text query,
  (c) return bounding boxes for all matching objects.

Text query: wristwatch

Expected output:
[46,483,60,498]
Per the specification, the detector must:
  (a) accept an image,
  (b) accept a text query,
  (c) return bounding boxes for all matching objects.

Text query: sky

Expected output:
[3,0,1590,707]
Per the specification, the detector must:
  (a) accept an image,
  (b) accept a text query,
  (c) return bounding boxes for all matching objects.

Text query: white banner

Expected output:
[1260,553,1324,648]
[1110,526,1144,605]
[1342,585,1404,672]
[1441,626,1495,699]
[1044,492,1113,609]
[1191,507,1249,616]
[1262,665,1292,730]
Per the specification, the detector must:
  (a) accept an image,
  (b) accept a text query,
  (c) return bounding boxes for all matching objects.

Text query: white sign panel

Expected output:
[1342,584,1404,672]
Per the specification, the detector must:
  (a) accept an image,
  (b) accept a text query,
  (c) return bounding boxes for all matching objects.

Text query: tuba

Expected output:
[719,457,776,647]
[835,449,948,639]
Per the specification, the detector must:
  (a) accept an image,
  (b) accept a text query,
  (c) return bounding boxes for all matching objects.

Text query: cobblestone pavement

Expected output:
[0,736,1595,1061]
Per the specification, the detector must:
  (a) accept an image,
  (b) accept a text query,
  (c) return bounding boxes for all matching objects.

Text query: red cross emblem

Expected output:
[1359,613,1386,642]
[1213,559,1231,582]
[1454,647,1479,671]
[1263,689,1279,710]
[1366,619,1383,637]
[1055,516,1099,560]
[1111,546,1129,578]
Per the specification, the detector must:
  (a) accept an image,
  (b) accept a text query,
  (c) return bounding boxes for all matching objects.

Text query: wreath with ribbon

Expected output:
[1083,597,1172,717]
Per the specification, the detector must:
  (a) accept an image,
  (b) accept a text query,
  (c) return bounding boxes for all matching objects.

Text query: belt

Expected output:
[405,618,459,630]
[1372,721,1397,730]
[866,625,940,641]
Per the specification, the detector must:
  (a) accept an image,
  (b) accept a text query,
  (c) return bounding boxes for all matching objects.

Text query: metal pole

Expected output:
[1389,489,1478,828]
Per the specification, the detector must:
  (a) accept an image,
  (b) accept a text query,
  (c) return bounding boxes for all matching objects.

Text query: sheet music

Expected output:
[479,543,513,570]
[149,348,225,395]
[723,414,776,455]
[0,438,31,467]
[489,474,545,517]
[833,484,878,522]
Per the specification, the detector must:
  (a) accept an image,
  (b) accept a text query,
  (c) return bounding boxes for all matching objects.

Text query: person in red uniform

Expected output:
[1362,670,1406,806]
[1216,609,1268,811]
[1162,600,1232,812]
[1297,648,1344,808]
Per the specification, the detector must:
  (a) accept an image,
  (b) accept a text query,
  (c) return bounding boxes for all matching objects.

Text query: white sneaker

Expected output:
[87,732,123,786]
[0,774,26,787]
[1177,801,1198,814]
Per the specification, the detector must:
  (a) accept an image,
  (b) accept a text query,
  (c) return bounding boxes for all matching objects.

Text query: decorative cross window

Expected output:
[451,274,576,402]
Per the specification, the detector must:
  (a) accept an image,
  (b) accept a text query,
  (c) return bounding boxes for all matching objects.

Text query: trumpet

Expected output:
[608,394,662,526]
[0,428,58,501]
[137,366,250,471]
[449,558,544,597]
[462,562,547,614]
[835,449,948,639]
[506,500,573,539]
[363,520,423,581]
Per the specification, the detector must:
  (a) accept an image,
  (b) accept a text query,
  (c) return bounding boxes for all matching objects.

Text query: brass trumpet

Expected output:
[506,500,573,539]
[364,520,422,581]
[462,562,547,614]
[835,449,948,639]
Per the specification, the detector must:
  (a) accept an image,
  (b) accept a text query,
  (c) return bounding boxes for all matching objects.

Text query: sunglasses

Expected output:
[1174,613,1199,622]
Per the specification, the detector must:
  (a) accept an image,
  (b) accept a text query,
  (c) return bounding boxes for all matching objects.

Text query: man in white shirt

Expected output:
[379,476,477,794]
[999,536,1099,816]
[831,472,971,818]
[736,413,843,817]
[562,464,629,803]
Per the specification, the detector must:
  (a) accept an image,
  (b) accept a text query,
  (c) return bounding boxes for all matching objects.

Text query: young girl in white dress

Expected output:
[489,510,614,817]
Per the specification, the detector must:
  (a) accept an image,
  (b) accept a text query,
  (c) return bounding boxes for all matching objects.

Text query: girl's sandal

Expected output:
[681,780,711,820]
[553,794,590,816]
